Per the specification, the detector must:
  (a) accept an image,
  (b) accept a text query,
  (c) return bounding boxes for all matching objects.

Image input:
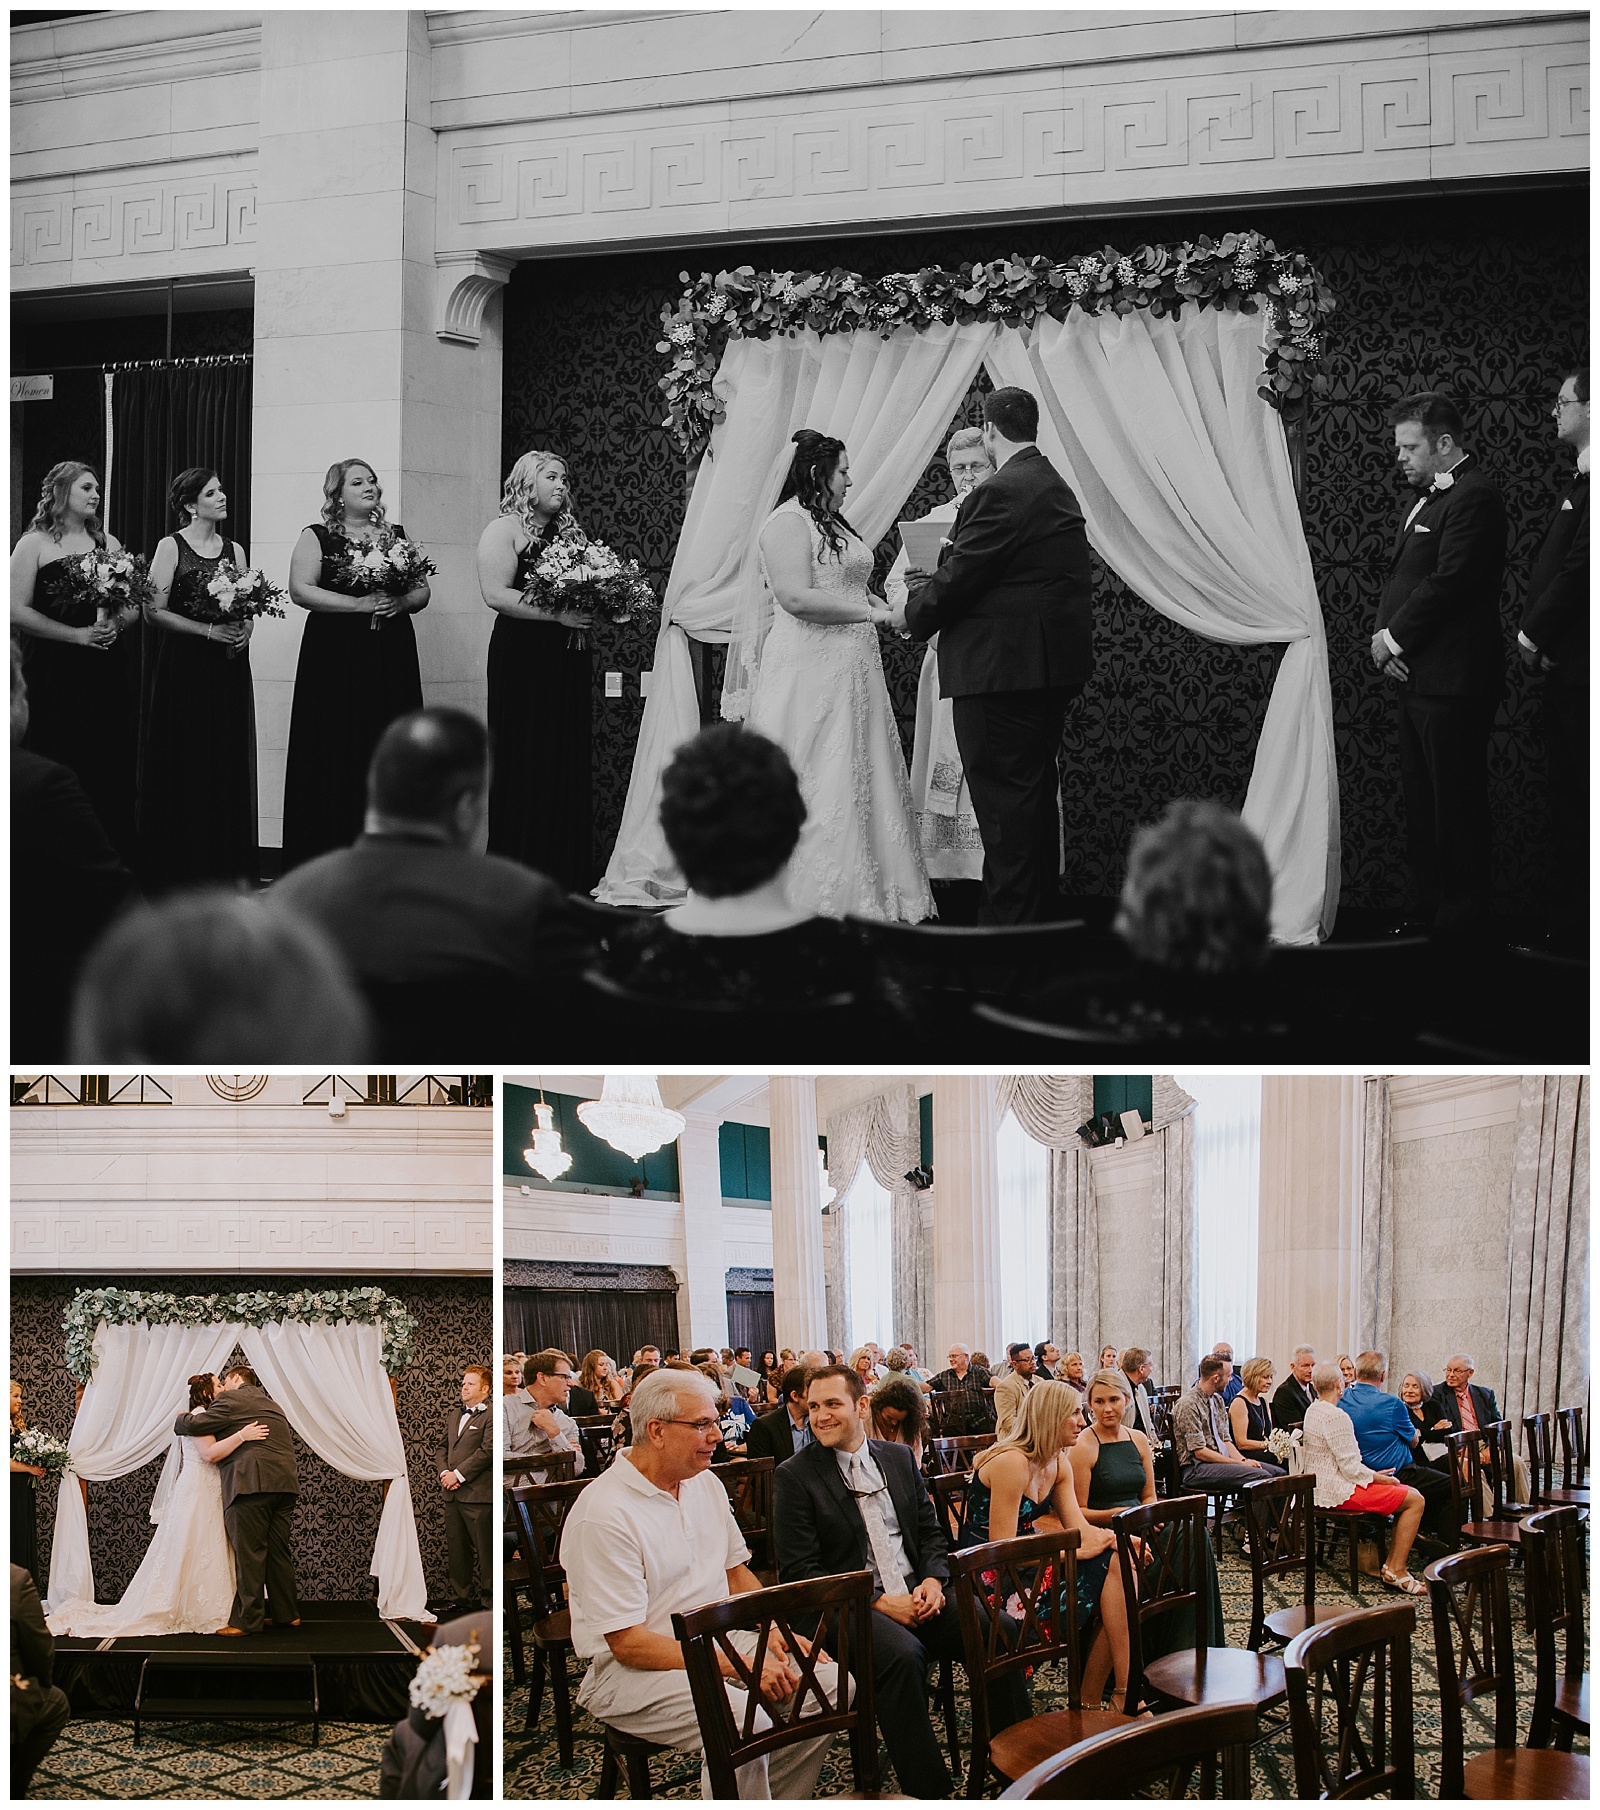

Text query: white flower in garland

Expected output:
[667,322,695,348]
[1064,272,1090,298]
[705,293,728,320]
[774,276,801,306]
[1233,257,1258,287]
[409,1635,485,1719]
[1115,256,1137,285]
[1277,271,1303,295]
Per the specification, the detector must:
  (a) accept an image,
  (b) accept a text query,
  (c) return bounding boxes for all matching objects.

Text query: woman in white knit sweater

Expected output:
[1300,1361,1428,1596]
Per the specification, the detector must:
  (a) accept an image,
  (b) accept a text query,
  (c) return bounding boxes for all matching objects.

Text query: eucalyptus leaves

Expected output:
[657,229,1337,458]
[62,1286,419,1382]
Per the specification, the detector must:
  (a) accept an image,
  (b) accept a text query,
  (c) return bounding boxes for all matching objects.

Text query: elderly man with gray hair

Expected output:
[559,1368,842,1798]
[885,426,996,891]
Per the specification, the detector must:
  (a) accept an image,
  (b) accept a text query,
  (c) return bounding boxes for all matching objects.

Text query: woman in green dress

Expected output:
[1069,1368,1226,1689]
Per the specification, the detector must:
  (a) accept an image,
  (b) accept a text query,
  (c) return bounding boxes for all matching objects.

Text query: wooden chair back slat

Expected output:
[1522,1505,1589,1749]
[713,1456,776,1572]
[672,1569,878,1800]
[929,1471,971,1547]
[1524,1412,1556,1495]
[1240,1473,1317,1651]
[996,1700,1259,1799]
[508,1477,590,1598]
[928,1433,997,1478]
[1424,1543,1517,1798]
[1556,1407,1588,1492]
[505,1449,575,1486]
[1284,1604,1417,1800]
[1110,1495,1209,1714]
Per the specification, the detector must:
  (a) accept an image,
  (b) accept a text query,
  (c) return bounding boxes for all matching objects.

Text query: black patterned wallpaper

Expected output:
[10,1273,490,1605]
[501,184,1586,916]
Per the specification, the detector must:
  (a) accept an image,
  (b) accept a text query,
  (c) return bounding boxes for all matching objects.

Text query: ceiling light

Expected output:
[577,1075,684,1162]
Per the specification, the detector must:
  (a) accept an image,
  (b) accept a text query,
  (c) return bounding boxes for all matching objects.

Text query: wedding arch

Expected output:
[596,234,1340,944]
[48,1286,433,1623]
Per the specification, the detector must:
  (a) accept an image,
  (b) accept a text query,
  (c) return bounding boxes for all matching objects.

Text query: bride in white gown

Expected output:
[46,1372,269,1638]
[749,430,934,923]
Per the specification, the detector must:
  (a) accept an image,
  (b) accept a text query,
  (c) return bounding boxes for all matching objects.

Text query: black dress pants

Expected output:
[952,686,1077,925]
[226,1490,301,1632]
[1544,679,1588,940]
[444,1495,494,1604]
[12,1684,71,1797]
[1397,1463,1458,1544]
[1395,691,1496,935]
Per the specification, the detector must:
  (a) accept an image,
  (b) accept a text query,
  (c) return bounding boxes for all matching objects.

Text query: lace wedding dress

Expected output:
[750,499,933,922]
[47,1436,236,1636]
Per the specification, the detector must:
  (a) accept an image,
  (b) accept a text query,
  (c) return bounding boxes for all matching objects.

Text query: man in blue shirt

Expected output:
[1216,1343,1245,1406]
[1340,1351,1456,1546]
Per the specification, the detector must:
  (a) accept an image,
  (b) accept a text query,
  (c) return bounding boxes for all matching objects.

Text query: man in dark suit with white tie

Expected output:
[774,1365,1029,1796]
[1370,392,1507,941]
[439,1364,494,1611]
[742,1365,813,1466]
[1516,365,1589,952]
[902,387,1095,923]
[1270,1346,1319,1431]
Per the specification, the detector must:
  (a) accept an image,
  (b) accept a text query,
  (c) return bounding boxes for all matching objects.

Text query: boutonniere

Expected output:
[1431,470,1456,492]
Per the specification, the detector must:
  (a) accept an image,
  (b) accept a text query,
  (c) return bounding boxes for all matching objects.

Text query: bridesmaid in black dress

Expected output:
[476,449,594,889]
[9,461,140,860]
[10,1381,45,1583]
[140,468,258,892]
[280,459,428,869]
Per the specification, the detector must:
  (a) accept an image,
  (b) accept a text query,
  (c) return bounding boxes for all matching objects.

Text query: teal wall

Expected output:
[503,1084,680,1193]
[919,1092,932,1170]
[1093,1076,1154,1125]
[719,1122,772,1202]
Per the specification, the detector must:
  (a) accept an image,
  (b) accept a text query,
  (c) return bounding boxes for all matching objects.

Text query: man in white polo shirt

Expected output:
[561,1368,841,1798]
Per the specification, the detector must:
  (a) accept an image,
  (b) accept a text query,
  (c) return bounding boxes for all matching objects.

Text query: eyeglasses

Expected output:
[660,1417,722,1435]
[1552,396,1584,416]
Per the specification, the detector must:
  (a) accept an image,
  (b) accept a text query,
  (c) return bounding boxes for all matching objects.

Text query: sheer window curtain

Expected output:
[997,1110,1049,1345]
[1178,1073,1261,1362]
[845,1162,895,1353]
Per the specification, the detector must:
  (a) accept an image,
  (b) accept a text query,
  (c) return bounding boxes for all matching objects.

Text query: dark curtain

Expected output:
[726,1294,775,1359]
[506,1287,680,1364]
[108,359,254,773]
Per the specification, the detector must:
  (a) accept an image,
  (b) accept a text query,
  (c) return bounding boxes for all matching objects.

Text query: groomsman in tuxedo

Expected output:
[902,387,1094,923]
[439,1365,494,1611]
[1370,393,1508,941]
[1516,367,1589,952]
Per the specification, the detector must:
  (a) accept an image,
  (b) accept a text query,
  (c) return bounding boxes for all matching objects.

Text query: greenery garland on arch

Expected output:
[63,1285,419,1382]
[657,228,1337,461]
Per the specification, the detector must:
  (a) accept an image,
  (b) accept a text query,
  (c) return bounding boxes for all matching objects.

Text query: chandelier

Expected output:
[523,1088,572,1182]
[577,1075,684,1162]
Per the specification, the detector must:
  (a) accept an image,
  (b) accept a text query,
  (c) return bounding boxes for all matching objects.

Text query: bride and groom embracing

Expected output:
[748,386,1093,926]
[47,1366,299,1639]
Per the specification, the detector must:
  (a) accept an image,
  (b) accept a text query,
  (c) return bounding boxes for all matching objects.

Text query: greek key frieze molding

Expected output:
[11,166,258,284]
[439,29,1588,255]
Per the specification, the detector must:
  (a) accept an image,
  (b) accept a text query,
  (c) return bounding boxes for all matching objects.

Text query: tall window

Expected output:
[996,1110,1049,1345]
[845,1163,894,1351]
[1178,1073,1261,1365]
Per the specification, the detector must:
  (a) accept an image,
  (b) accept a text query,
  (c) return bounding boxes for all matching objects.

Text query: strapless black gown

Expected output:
[20,555,139,861]
[486,528,592,890]
[139,535,259,892]
[281,522,425,871]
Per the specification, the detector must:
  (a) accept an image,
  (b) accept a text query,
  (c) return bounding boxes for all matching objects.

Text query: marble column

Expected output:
[932,1076,1003,1362]
[249,12,503,851]
[769,1079,827,1351]
[675,1108,728,1352]
[1257,1075,1363,1374]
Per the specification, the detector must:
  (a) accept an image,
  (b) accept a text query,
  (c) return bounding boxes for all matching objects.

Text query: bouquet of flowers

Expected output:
[342,530,437,625]
[524,526,655,649]
[62,548,154,627]
[408,1630,486,1719]
[174,559,288,656]
[11,1426,73,1482]
[1266,1426,1301,1471]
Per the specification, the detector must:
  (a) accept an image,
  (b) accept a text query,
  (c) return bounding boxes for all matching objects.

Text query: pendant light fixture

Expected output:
[523,1080,572,1182]
[577,1075,684,1162]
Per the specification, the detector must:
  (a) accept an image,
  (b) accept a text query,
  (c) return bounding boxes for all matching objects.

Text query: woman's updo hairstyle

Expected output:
[169,467,219,528]
[28,460,107,549]
[659,721,806,898]
[321,459,388,533]
[188,1372,217,1409]
[777,429,858,558]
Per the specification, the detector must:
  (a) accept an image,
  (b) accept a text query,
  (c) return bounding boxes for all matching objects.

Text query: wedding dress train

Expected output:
[47,1436,236,1636]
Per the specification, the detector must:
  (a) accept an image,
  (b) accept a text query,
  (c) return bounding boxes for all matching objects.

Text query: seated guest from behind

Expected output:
[271,707,586,1039]
[743,1365,815,1466]
[12,1562,71,1799]
[504,1351,584,1482]
[775,1364,1030,1798]
[1172,1354,1285,1492]
[598,722,872,1006]
[71,890,369,1062]
[1215,1343,1243,1405]
[1272,1346,1319,1430]
[1339,1350,1455,1547]
[869,1376,929,1470]
[1301,1361,1427,1596]
[561,1369,840,1799]
[1228,1357,1276,1458]
[882,1347,930,1393]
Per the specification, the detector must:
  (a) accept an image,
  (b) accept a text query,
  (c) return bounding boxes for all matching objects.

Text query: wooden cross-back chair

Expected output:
[927,1391,987,1440]
[713,1455,776,1581]
[504,1449,574,1488]
[1446,1428,1528,1558]
[1523,1412,1589,1511]
[947,1527,1135,1794]
[509,1478,591,1763]
[672,1569,886,1799]
[1239,1473,1347,1653]
[1556,1406,1588,1491]
[1522,1506,1591,1752]
[927,1433,995,1478]
[1424,1542,1590,1799]
[929,1471,971,1547]
[1111,1494,1285,1722]
[996,1700,1259,1799]
[1284,1603,1417,1800]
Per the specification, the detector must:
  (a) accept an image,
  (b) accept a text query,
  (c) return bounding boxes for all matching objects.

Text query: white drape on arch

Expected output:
[826,1083,926,1357]
[48,1317,431,1622]
[596,322,997,905]
[599,306,1338,942]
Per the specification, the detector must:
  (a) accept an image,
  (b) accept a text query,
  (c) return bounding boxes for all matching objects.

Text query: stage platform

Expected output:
[53,1601,433,1727]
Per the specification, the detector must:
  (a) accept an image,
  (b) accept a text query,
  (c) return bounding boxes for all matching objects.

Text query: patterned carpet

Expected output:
[507,1524,1589,1798]
[27,1719,392,1799]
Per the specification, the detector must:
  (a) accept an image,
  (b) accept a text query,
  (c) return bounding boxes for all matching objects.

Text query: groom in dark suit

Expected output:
[903,387,1094,923]
[175,1365,300,1635]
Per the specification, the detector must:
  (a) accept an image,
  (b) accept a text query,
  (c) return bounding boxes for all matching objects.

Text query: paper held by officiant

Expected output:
[897,519,949,572]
